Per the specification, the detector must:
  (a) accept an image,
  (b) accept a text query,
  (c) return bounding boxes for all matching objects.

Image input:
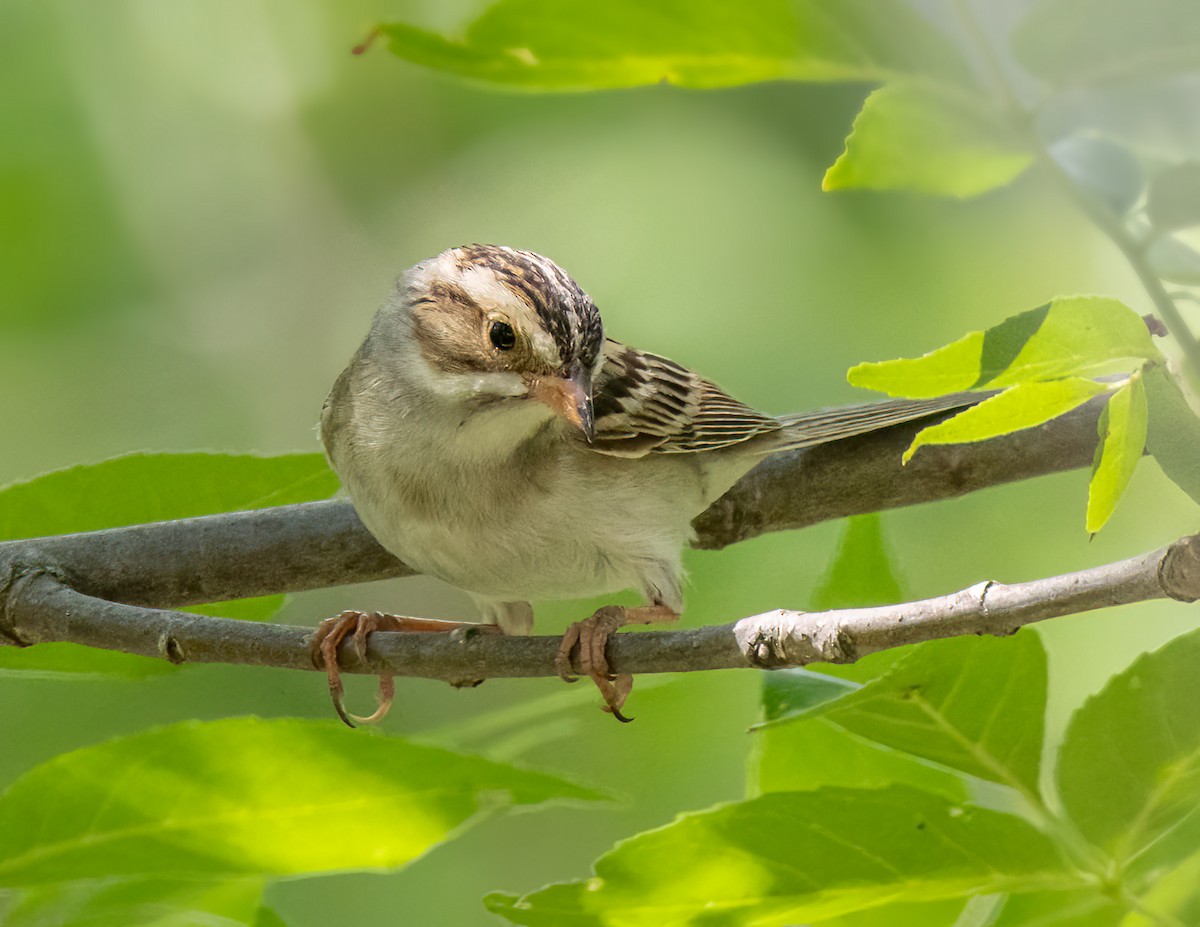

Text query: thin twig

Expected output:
[5,535,1197,681]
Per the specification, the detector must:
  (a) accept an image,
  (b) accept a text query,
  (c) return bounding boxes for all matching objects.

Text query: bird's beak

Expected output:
[528,365,595,443]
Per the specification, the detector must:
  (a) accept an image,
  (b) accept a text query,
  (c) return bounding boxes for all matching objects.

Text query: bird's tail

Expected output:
[769,391,984,454]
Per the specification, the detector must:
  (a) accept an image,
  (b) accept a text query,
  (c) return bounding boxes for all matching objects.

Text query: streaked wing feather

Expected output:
[591,341,781,458]
[771,392,984,452]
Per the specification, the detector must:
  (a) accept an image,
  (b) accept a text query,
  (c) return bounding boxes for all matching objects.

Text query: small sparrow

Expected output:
[313,244,973,724]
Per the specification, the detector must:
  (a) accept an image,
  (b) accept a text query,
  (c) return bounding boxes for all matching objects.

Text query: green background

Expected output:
[2,2,1195,924]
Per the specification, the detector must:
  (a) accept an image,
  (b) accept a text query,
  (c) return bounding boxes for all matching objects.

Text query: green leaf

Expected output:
[809,897,989,927]
[378,0,969,91]
[767,634,1048,793]
[753,707,971,801]
[849,297,1160,399]
[486,786,1077,926]
[1147,162,1200,231]
[823,83,1032,198]
[0,452,337,540]
[2,877,265,927]
[904,378,1110,464]
[811,514,903,611]
[1012,0,1200,86]
[1144,364,1200,505]
[0,717,600,887]
[0,453,337,676]
[0,643,175,680]
[1086,376,1148,533]
[1057,626,1200,880]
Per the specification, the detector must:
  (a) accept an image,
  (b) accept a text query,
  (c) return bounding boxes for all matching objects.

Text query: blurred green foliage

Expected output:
[3,0,1200,925]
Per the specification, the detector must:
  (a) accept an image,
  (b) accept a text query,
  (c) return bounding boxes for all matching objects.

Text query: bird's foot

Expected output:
[310,611,497,727]
[555,604,678,722]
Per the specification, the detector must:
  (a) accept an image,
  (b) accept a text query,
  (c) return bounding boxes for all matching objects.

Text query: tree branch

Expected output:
[0,397,1148,683]
[0,401,1101,611]
[5,535,1198,680]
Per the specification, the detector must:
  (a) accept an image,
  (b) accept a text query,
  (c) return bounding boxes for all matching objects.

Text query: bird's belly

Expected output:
[348,452,703,605]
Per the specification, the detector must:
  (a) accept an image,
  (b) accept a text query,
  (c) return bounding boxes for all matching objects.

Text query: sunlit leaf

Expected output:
[1057,627,1200,881]
[765,635,1048,793]
[1144,364,1200,506]
[1086,377,1148,533]
[904,378,1109,464]
[378,0,969,91]
[1012,0,1200,86]
[808,897,985,927]
[1120,849,1200,927]
[823,83,1031,198]
[849,297,1159,398]
[486,786,1077,926]
[0,717,600,887]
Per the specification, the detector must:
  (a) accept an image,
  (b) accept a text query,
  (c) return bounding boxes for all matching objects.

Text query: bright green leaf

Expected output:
[1120,848,1200,927]
[823,83,1032,198]
[849,297,1159,399]
[2,877,265,927]
[849,331,988,398]
[1147,162,1200,231]
[810,897,986,927]
[487,786,1077,926]
[0,717,600,887]
[378,0,969,91]
[1086,376,1148,532]
[186,596,287,624]
[1057,627,1200,880]
[768,635,1048,793]
[0,452,337,541]
[1144,364,1200,505]
[1012,0,1200,86]
[904,378,1110,463]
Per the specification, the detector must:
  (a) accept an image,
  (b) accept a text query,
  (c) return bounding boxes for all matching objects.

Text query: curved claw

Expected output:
[311,610,396,727]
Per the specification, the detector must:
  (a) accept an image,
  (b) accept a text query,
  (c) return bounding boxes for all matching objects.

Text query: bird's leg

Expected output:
[555,603,679,722]
[310,610,500,727]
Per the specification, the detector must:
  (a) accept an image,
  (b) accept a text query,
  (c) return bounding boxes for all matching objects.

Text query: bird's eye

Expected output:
[489,320,516,351]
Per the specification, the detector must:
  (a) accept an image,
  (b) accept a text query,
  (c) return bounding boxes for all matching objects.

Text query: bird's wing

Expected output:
[590,340,783,458]
[589,340,985,459]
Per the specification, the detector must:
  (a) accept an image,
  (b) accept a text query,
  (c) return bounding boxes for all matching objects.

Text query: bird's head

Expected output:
[373,244,603,441]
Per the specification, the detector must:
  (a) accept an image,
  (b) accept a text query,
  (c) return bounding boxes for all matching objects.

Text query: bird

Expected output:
[312,244,976,725]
